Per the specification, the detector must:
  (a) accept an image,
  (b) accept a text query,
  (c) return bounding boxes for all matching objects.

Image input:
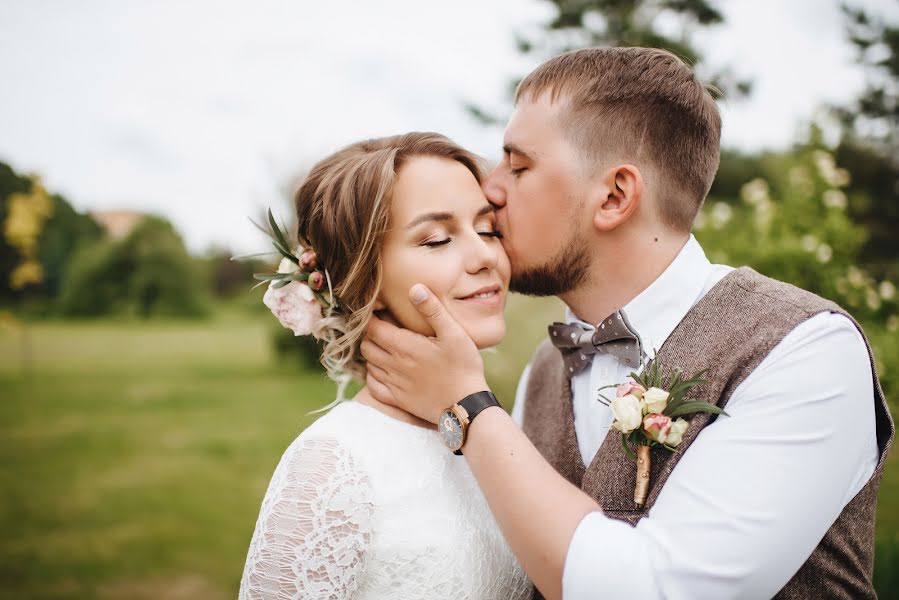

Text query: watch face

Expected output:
[439,409,464,450]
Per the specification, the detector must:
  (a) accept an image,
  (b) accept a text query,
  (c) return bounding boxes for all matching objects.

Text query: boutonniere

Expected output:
[597,359,728,508]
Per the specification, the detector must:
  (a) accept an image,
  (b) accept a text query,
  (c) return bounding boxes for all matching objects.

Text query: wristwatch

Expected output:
[438,391,501,455]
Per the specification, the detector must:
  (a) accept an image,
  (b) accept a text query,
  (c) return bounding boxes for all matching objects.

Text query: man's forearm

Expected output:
[463,405,601,600]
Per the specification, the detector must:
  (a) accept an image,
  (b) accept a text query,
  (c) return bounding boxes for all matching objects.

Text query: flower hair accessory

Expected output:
[597,358,728,508]
[235,208,339,338]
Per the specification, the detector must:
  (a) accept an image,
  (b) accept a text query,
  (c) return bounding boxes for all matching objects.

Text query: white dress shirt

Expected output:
[511,235,879,599]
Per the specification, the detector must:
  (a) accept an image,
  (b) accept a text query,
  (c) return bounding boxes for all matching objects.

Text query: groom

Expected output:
[361,47,893,599]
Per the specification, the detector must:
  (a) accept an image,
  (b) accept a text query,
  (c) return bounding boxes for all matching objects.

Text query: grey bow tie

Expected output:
[548,310,643,375]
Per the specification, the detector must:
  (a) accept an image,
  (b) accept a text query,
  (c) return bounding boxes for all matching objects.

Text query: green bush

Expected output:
[58,216,211,319]
[270,322,326,371]
[696,144,898,402]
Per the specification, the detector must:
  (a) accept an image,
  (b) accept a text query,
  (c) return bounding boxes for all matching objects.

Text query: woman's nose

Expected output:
[482,165,506,208]
[466,232,501,274]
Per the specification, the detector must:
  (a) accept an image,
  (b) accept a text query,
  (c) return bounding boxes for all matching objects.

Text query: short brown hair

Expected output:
[294,132,483,397]
[515,47,721,231]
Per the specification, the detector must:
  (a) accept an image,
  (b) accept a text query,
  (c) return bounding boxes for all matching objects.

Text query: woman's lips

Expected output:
[456,285,503,307]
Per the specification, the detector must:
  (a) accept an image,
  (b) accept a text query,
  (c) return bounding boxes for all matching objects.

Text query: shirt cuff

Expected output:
[562,511,655,600]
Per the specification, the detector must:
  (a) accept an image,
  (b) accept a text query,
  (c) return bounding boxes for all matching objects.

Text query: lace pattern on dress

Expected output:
[239,437,374,600]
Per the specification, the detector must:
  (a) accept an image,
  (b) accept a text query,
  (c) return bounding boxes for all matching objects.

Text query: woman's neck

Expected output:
[354,386,436,430]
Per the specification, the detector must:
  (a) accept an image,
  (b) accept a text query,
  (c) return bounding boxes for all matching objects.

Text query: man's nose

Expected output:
[482,165,506,208]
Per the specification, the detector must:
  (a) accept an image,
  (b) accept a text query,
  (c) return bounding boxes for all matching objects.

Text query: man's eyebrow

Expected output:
[503,143,534,161]
[405,205,495,230]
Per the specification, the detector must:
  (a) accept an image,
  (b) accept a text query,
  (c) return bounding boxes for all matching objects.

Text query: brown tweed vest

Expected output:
[522,267,894,599]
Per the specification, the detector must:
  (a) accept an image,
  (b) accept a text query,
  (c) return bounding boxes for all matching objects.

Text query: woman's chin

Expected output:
[468,320,506,350]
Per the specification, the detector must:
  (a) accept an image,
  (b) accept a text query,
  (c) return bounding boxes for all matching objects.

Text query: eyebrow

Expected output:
[503,143,535,161]
[405,204,496,230]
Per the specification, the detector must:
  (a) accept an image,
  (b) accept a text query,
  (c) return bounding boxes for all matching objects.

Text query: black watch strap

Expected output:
[453,391,500,455]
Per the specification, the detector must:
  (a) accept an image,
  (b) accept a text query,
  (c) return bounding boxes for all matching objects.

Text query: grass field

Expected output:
[0,300,896,599]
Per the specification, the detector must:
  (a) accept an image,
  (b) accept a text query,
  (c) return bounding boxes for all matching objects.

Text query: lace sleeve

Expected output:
[239,437,374,600]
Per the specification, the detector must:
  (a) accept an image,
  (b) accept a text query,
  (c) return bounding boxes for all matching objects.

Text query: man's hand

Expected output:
[361,283,489,423]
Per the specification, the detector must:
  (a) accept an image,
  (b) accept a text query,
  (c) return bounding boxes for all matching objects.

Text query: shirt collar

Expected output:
[565,234,713,361]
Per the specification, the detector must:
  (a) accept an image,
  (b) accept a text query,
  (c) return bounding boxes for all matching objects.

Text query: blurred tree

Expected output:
[38,193,103,298]
[0,161,102,306]
[0,162,31,302]
[202,247,268,299]
[833,4,899,281]
[3,175,54,291]
[469,0,749,124]
[694,142,898,397]
[58,215,211,318]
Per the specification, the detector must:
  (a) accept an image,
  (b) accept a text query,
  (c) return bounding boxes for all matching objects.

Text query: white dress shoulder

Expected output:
[239,400,531,600]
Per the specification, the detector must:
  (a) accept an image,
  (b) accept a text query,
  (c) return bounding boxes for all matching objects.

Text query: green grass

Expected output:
[0,298,896,598]
[0,307,334,599]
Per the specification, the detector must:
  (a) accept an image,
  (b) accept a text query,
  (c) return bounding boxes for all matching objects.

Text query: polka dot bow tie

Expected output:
[548,310,643,375]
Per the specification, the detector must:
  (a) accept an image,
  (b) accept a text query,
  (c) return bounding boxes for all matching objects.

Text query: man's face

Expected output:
[483,94,591,297]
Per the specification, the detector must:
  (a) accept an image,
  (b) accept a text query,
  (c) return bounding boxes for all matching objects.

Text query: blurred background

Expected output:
[1,0,898,598]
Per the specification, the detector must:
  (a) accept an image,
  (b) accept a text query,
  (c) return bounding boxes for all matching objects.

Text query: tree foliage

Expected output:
[0,161,102,305]
[470,0,748,123]
[695,143,898,400]
[58,215,211,318]
[832,4,899,283]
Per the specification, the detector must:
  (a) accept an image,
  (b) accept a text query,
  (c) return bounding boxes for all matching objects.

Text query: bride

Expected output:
[238,132,530,599]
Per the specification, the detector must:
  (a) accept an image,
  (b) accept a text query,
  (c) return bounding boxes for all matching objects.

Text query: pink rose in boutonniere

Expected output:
[616,381,646,399]
[597,360,729,509]
[642,413,673,443]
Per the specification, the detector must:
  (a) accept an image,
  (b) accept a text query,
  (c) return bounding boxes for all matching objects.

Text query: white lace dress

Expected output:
[238,400,531,600]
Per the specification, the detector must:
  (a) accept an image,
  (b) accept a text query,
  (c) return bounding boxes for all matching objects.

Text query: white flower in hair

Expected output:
[263,254,324,337]
[238,209,338,339]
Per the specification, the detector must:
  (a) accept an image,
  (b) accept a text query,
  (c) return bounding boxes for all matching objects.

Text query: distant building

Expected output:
[89,209,144,239]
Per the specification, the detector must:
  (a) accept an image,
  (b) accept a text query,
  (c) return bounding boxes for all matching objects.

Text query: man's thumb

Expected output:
[410,283,459,339]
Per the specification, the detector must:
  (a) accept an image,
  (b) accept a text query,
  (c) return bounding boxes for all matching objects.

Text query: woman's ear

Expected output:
[592,164,643,232]
[373,297,386,311]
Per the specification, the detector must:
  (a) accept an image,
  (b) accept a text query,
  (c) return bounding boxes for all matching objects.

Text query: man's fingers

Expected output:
[366,313,418,353]
[360,338,391,369]
[366,371,394,404]
[409,283,463,340]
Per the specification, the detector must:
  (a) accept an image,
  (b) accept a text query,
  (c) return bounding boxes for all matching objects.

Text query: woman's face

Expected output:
[377,156,511,349]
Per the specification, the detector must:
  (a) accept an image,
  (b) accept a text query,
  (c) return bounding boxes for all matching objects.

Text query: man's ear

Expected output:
[592,164,643,232]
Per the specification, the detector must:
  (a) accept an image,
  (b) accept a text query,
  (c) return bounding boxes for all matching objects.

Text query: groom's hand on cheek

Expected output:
[361,283,489,424]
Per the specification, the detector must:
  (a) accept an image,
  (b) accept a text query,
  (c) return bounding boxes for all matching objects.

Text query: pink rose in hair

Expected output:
[308,270,325,291]
[643,413,673,444]
[616,381,646,399]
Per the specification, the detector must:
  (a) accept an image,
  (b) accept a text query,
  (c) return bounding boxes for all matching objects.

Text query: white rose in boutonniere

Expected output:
[610,394,644,433]
[642,387,670,414]
[665,418,689,447]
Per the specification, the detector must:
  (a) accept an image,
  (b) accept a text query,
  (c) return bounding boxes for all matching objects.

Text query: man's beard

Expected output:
[509,227,590,297]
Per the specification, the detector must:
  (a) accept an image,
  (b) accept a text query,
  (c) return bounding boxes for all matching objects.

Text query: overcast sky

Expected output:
[1,0,897,254]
